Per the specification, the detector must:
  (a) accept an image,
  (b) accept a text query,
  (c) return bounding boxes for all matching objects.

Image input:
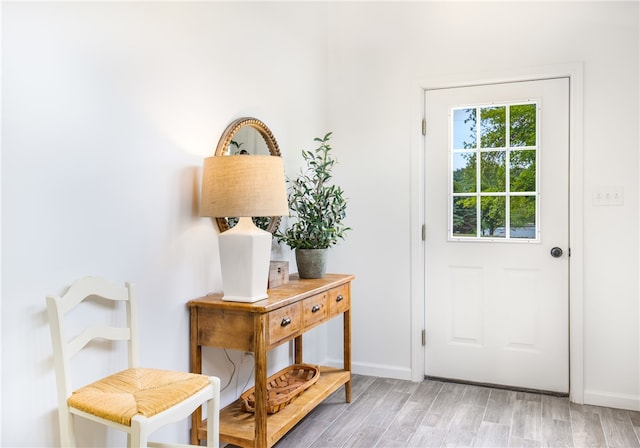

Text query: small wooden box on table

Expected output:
[188,273,354,448]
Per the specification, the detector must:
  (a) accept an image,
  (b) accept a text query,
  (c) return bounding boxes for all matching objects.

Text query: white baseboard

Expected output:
[325,358,413,381]
[583,389,640,411]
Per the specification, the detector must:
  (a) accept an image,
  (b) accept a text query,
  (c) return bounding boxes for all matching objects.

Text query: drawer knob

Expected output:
[336,294,344,302]
[280,317,291,327]
[311,304,321,313]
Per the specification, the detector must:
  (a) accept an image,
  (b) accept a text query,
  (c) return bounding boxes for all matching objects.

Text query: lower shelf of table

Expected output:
[196,366,351,448]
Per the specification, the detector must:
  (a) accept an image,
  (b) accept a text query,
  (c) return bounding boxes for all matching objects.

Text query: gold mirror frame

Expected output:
[214,117,283,234]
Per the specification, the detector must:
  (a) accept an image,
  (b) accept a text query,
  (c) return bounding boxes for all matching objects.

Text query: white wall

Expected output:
[325,1,639,411]
[2,1,639,446]
[1,2,328,446]
[0,3,4,442]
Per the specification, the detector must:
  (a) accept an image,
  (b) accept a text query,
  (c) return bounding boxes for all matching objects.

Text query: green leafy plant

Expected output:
[276,132,350,249]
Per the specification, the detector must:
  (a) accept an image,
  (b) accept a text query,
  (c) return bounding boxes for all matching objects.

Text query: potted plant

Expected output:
[276,132,350,278]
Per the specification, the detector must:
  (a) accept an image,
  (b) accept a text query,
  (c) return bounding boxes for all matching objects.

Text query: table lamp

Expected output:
[200,155,288,302]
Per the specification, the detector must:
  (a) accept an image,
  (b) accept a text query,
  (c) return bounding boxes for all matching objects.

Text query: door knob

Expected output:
[550,247,563,258]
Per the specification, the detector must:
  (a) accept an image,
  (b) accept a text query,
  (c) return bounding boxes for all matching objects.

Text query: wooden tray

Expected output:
[241,364,320,414]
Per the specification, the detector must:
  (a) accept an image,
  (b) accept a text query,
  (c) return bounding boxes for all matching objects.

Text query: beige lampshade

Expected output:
[200,155,288,218]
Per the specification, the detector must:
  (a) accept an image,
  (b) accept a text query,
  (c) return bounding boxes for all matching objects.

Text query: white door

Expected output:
[424,78,569,393]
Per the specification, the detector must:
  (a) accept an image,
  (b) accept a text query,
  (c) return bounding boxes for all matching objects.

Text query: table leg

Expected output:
[190,308,203,445]
[254,315,268,448]
[344,309,352,403]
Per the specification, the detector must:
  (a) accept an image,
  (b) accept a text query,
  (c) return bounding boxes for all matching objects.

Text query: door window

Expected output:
[450,102,538,241]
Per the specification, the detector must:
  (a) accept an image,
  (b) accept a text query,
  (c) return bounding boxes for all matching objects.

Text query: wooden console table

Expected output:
[188,273,354,448]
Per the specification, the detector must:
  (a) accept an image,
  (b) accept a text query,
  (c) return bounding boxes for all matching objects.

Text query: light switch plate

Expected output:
[592,187,624,206]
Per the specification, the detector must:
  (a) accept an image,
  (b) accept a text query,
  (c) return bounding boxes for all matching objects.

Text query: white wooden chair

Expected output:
[46,276,220,447]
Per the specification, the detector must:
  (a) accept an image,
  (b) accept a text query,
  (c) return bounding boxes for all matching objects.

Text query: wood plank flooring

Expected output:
[226,374,640,448]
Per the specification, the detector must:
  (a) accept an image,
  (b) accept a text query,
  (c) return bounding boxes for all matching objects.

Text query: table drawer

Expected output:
[329,284,350,316]
[303,293,328,328]
[268,302,302,345]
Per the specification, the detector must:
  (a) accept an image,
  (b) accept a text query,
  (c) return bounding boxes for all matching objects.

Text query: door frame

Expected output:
[409,63,584,404]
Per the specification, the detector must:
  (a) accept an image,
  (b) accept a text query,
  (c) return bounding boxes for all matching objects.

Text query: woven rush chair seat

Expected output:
[47,276,220,447]
[69,368,211,426]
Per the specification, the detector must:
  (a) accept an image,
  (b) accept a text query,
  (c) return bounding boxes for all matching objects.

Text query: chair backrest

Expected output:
[47,277,140,404]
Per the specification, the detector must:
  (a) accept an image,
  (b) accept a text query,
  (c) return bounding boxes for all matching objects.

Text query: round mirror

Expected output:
[213,117,283,234]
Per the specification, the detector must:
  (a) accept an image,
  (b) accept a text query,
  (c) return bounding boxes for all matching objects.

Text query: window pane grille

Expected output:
[480,151,506,192]
[450,102,538,241]
[510,150,536,192]
[452,197,477,237]
[453,108,476,149]
[510,104,536,147]
[510,196,536,238]
[480,106,506,148]
[481,196,506,238]
[453,152,476,193]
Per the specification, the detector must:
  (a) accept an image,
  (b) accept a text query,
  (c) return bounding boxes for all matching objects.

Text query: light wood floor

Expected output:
[253,374,640,448]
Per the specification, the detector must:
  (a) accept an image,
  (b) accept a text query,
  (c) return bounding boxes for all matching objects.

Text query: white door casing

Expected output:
[424,78,569,393]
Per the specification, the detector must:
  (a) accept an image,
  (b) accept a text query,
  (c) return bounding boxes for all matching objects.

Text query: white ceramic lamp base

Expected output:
[219,217,272,302]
